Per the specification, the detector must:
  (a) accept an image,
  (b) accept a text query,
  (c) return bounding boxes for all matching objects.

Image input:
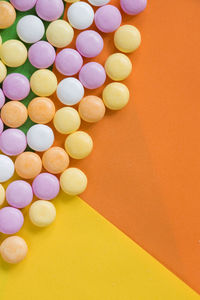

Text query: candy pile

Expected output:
[0,0,147,264]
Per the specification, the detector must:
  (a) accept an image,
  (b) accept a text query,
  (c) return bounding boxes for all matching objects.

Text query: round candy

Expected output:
[28,41,56,69]
[0,61,7,83]
[30,69,57,97]
[0,236,28,264]
[29,200,56,227]
[0,119,4,135]
[114,25,141,53]
[55,49,83,76]
[95,5,121,33]
[0,129,27,156]
[65,131,93,159]
[105,53,132,81]
[120,0,147,15]
[3,73,30,100]
[0,1,16,29]
[0,207,24,234]
[0,40,27,67]
[0,184,5,206]
[0,88,5,109]
[36,0,64,21]
[1,101,28,128]
[79,62,106,89]
[60,168,87,195]
[0,155,15,182]
[78,96,105,123]
[53,107,81,134]
[6,180,33,208]
[76,30,103,58]
[88,0,110,6]
[103,82,130,110]
[28,97,55,124]
[32,173,60,200]
[15,152,42,179]
[67,2,94,30]
[27,124,54,152]
[46,20,74,48]
[17,15,45,44]
[57,78,84,106]
[0,34,2,46]
[42,147,69,174]
[10,0,37,11]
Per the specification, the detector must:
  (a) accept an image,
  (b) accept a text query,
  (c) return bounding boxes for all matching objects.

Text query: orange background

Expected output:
[52,0,200,294]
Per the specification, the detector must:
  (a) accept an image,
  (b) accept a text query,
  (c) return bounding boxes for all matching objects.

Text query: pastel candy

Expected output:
[28,41,56,69]
[36,0,64,21]
[0,155,14,183]
[0,236,28,264]
[0,207,24,234]
[120,0,147,15]
[32,173,60,200]
[0,129,27,156]
[60,168,87,195]
[6,180,33,208]
[29,200,56,227]
[3,73,30,100]
[65,131,93,159]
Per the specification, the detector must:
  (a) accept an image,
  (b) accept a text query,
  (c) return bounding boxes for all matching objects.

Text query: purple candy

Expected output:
[55,49,83,76]
[0,207,24,234]
[120,0,147,15]
[32,173,60,200]
[0,119,4,135]
[76,30,103,58]
[0,88,5,109]
[79,62,106,89]
[28,41,56,69]
[6,180,33,209]
[95,5,122,33]
[3,73,30,101]
[10,0,37,11]
[0,129,27,156]
[36,0,64,21]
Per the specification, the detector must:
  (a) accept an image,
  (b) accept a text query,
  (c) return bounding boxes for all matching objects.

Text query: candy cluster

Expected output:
[0,0,147,264]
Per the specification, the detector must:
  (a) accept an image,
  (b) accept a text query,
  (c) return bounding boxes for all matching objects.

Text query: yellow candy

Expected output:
[105,53,132,81]
[60,168,87,196]
[53,107,81,135]
[30,69,57,97]
[0,39,27,67]
[65,131,93,159]
[46,20,74,48]
[0,34,2,46]
[29,200,56,227]
[0,184,5,206]
[103,82,130,110]
[114,25,141,53]
[0,60,7,83]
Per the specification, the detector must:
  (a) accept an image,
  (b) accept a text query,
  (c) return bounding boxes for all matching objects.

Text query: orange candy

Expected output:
[42,147,70,174]
[28,97,56,124]
[78,96,105,123]
[1,101,28,128]
[15,152,42,179]
[0,1,16,29]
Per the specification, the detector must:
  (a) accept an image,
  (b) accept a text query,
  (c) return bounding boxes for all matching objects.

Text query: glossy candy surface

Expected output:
[0,129,27,156]
[28,97,55,124]
[36,0,64,21]
[15,152,42,179]
[95,5,121,33]
[17,15,45,44]
[32,173,60,200]
[67,2,94,30]
[42,147,69,174]
[65,131,93,159]
[0,40,27,67]
[78,96,105,123]
[1,101,28,128]
[28,41,56,69]
[79,62,106,89]
[120,0,147,15]
[114,25,141,53]
[105,53,132,81]
[3,73,30,100]
[57,77,84,106]
[30,69,57,96]
[55,49,83,76]
[76,30,103,58]
[0,155,15,183]
[27,124,54,152]
[46,20,74,48]
[53,107,81,134]
[6,180,33,208]
[60,168,87,195]
[103,82,130,110]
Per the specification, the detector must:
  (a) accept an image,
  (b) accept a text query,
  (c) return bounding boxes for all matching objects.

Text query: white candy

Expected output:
[67,2,94,30]
[88,0,110,6]
[17,15,45,44]
[27,124,54,152]
[0,155,14,183]
[57,77,84,106]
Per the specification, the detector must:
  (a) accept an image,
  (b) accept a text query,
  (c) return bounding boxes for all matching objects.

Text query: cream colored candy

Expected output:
[0,40,27,67]
[46,20,74,48]
[53,107,81,134]
[0,184,5,206]
[30,69,57,97]
[0,34,2,46]
[103,82,130,110]
[60,168,87,195]
[0,236,28,264]
[65,131,93,159]
[114,25,141,53]
[0,60,7,83]
[105,53,132,81]
[29,200,56,227]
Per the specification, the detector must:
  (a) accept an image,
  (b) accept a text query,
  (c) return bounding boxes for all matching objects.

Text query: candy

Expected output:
[65,131,93,159]
[57,78,84,106]
[3,73,30,100]
[0,129,27,156]
[0,61,7,83]
[28,97,55,124]
[36,0,64,21]
[95,5,121,33]
[67,2,94,30]
[0,34,1,46]
[0,40,27,67]
[42,147,70,174]
[114,25,141,53]
[0,184,5,206]
[88,0,110,6]
[103,82,130,110]
[15,152,42,179]
[65,0,79,2]
[120,0,147,15]
[10,0,37,12]
[105,53,132,81]
[60,168,87,195]
[0,88,5,109]
[27,124,54,152]
[6,180,33,208]
[1,101,28,128]
[53,107,81,134]
[0,119,4,135]
[78,96,105,123]
[46,20,74,48]
[0,236,28,264]
[79,62,106,89]
[17,15,45,44]
[55,49,83,76]
[29,200,56,227]
[0,207,24,234]
[28,41,56,69]
[0,155,15,182]
[32,173,60,200]
[0,1,16,29]
[76,30,103,58]
[30,69,57,97]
